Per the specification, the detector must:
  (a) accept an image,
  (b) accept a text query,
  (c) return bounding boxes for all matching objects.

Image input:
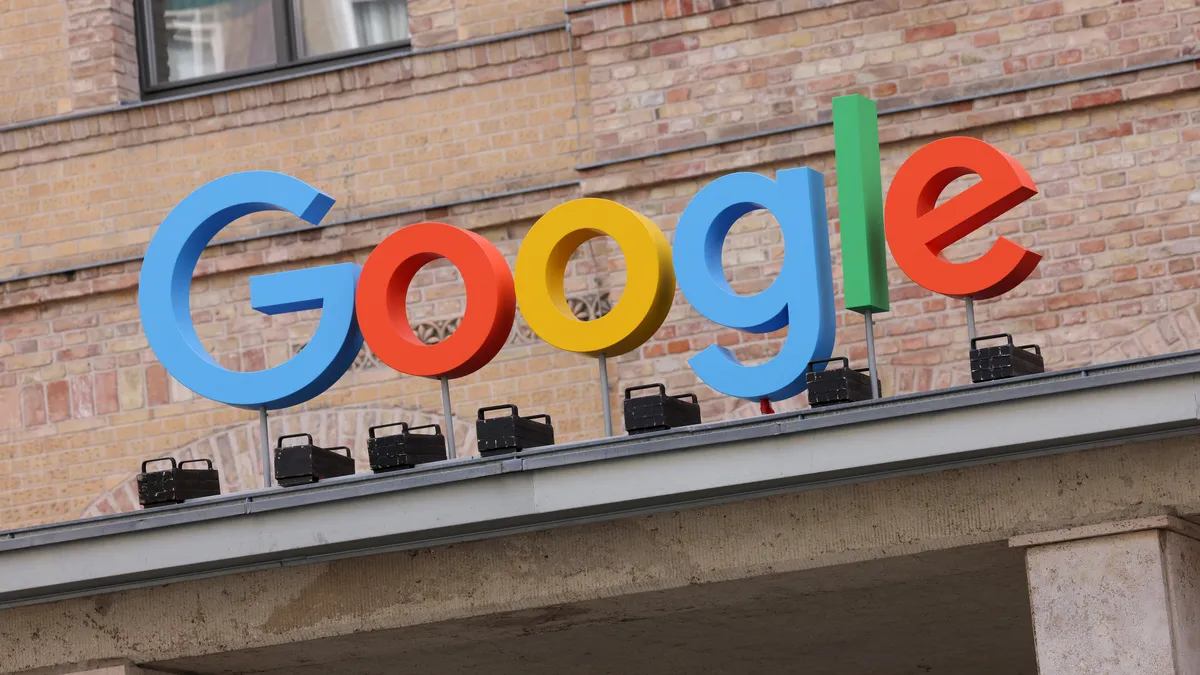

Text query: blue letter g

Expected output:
[138,171,363,410]
[673,168,836,401]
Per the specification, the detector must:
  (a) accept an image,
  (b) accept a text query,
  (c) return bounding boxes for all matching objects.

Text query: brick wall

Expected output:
[66,0,139,112]
[411,0,569,46]
[0,32,578,278]
[0,0,570,123]
[0,1,72,124]
[577,0,1197,163]
[0,0,138,125]
[0,0,1198,529]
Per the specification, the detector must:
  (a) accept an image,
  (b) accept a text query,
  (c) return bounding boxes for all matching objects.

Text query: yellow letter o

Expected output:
[515,198,675,356]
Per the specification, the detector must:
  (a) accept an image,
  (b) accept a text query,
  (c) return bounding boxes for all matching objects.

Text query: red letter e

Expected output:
[885,137,1040,300]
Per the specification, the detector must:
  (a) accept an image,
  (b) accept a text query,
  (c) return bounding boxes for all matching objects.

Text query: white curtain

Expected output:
[295,0,408,56]
[214,0,278,72]
[160,0,410,83]
[161,0,277,81]
[296,0,357,56]
[353,0,410,45]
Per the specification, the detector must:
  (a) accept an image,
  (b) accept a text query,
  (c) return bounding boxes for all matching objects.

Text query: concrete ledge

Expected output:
[1009,515,1200,548]
[3,429,1200,671]
[3,350,1200,609]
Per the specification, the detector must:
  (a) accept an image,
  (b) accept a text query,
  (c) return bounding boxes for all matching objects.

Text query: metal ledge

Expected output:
[2,350,1200,608]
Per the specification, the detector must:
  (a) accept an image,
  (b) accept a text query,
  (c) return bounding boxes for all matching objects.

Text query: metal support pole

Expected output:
[599,353,613,437]
[965,298,978,342]
[440,376,457,459]
[258,407,272,488]
[864,310,881,399]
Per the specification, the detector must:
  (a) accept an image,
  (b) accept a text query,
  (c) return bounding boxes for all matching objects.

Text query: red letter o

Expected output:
[356,222,516,379]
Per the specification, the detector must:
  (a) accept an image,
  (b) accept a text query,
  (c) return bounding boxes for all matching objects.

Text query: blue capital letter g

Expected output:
[138,171,363,410]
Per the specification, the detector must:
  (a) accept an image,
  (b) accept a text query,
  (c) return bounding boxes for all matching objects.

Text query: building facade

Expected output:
[0,0,1197,532]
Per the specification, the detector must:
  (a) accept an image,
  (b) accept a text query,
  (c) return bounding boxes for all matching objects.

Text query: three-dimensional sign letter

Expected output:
[885,137,1040,299]
[356,222,516,379]
[139,171,363,409]
[674,168,836,401]
[833,94,889,314]
[515,198,675,357]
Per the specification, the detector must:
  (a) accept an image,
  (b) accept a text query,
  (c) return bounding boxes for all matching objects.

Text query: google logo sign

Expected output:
[138,95,1041,410]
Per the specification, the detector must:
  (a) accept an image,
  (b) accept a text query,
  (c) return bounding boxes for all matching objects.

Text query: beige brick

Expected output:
[0,0,1198,534]
[117,368,144,412]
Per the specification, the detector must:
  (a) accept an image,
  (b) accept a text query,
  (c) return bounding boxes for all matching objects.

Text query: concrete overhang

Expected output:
[3,351,1200,609]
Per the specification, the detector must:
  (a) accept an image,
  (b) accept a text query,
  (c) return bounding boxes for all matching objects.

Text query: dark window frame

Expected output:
[134,0,413,99]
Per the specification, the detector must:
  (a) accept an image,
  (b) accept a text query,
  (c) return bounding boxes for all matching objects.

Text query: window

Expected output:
[138,0,411,92]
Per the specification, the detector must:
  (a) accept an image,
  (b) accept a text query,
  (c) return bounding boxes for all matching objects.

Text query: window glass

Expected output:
[151,0,281,84]
[143,0,411,88]
[294,0,410,58]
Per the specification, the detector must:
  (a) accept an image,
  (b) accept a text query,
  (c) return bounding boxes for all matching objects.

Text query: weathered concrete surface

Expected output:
[1166,531,1200,675]
[1023,520,1200,674]
[1010,515,1200,549]
[3,434,1200,673]
[23,665,167,675]
[152,543,1037,675]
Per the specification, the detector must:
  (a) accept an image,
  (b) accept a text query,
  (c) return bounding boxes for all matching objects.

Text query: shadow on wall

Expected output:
[82,406,478,518]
